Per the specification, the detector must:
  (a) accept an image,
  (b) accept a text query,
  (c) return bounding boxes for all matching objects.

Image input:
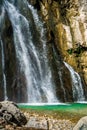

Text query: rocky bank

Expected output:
[1,101,87,130]
[0,101,76,130]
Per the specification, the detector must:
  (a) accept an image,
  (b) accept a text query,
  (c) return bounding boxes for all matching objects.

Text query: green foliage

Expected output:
[74,46,82,54]
[67,45,87,56]
[67,48,73,54]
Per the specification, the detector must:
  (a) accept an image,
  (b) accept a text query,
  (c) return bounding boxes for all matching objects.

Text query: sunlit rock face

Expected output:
[0,0,86,102]
[37,0,87,86]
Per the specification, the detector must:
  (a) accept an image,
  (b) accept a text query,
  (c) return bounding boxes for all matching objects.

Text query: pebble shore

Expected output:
[24,111,76,130]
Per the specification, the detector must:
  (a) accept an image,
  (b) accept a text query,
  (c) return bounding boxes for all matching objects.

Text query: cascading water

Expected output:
[0,0,86,103]
[58,71,67,101]
[3,0,58,103]
[0,39,8,101]
[0,6,8,100]
[64,62,85,101]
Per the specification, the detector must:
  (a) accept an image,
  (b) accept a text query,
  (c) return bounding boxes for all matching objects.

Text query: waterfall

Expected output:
[3,0,58,103]
[58,71,67,101]
[0,39,8,100]
[64,62,85,101]
[1,0,86,103]
[0,6,8,100]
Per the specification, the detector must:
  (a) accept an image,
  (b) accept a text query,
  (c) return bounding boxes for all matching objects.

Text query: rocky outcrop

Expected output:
[36,0,87,86]
[0,101,27,127]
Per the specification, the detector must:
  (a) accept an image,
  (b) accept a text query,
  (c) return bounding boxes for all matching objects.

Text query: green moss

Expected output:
[67,48,73,54]
[67,45,87,56]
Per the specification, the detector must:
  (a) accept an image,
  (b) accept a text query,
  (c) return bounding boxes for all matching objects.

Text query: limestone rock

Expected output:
[73,116,87,130]
[39,0,87,87]
[0,101,27,126]
[25,117,48,130]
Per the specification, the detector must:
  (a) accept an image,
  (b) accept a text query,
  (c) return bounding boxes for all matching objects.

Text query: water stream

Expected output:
[64,62,85,101]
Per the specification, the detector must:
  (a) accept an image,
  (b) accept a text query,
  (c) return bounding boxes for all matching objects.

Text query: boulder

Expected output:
[73,116,87,130]
[0,101,27,127]
[25,117,48,130]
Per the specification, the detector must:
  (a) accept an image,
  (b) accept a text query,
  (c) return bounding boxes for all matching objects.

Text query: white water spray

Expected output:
[64,62,85,101]
[4,0,58,103]
[0,7,8,100]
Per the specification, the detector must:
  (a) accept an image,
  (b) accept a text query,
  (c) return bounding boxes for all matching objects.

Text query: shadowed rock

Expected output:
[0,101,27,126]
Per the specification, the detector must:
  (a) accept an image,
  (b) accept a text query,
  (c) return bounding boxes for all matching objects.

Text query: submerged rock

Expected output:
[24,111,75,130]
[26,117,48,130]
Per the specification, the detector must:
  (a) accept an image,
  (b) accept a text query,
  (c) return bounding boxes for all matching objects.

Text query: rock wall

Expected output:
[0,0,87,102]
[31,0,87,86]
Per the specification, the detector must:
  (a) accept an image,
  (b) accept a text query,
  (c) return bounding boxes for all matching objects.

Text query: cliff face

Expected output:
[32,0,87,86]
[0,0,87,102]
